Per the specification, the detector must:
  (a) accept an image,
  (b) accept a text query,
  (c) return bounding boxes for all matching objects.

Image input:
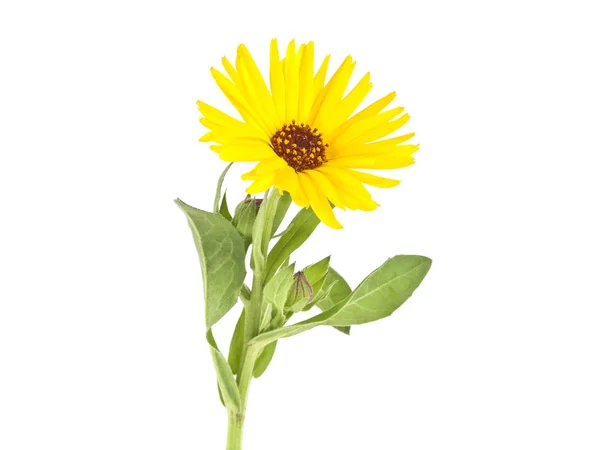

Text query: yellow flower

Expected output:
[197,39,419,229]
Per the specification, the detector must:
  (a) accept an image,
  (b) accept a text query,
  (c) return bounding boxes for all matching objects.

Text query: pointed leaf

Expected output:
[219,191,232,221]
[315,268,352,335]
[176,199,246,328]
[265,207,321,281]
[249,255,432,349]
[253,341,278,378]
[207,330,241,412]
[271,191,292,236]
[264,263,296,314]
[303,256,330,287]
[213,163,233,213]
[326,255,432,326]
[227,309,245,375]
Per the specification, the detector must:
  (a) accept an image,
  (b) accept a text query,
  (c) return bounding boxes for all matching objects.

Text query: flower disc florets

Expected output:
[270,121,328,172]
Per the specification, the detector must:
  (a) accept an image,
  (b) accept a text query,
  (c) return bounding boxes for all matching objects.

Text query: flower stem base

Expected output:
[226,411,244,450]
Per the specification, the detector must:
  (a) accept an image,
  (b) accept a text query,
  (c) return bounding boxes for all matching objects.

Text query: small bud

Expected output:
[232,197,261,249]
[286,272,314,314]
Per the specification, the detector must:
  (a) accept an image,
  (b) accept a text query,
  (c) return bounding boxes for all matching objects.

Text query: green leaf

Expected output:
[271,191,292,237]
[315,268,352,335]
[327,255,432,326]
[213,163,233,213]
[175,199,247,328]
[259,303,273,332]
[303,256,330,288]
[251,189,282,274]
[219,191,232,221]
[249,255,432,349]
[264,263,296,315]
[253,341,278,378]
[249,298,346,349]
[227,309,245,375]
[206,330,241,412]
[265,207,321,282]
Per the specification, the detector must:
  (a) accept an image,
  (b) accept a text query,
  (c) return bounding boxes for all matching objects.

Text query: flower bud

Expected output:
[232,197,261,248]
[286,272,314,314]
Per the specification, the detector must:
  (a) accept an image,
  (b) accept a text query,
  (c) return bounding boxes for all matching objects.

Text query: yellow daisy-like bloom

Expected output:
[197,39,419,229]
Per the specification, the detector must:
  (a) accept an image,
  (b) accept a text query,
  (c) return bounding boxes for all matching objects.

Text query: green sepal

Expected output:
[219,191,232,221]
[264,263,296,319]
[299,256,331,312]
[232,197,259,251]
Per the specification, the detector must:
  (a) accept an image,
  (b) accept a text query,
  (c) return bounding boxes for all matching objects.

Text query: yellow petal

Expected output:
[236,44,279,132]
[241,157,286,180]
[297,42,314,124]
[326,156,377,168]
[310,56,355,128]
[313,54,330,100]
[331,107,405,148]
[197,101,244,128]
[347,170,400,188]
[306,170,346,210]
[337,136,417,157]
[318,166,379,211]
[246,173,276,194]
[274,165,309,207]
[298,173,343,229]
[327,152,415,170]
[328,91,397,142]
[199,131,214,142]
[284,40,299,122]
[210,67,270,135]
[270,39,286,123]
[199,116,268,144]
[321,72,372,136]
[219,143,275,162]
[351,114,411,145]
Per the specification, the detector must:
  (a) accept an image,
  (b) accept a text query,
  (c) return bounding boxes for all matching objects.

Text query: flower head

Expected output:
[197,39,419,229]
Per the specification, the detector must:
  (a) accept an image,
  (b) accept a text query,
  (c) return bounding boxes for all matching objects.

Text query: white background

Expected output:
[1,0,599,449]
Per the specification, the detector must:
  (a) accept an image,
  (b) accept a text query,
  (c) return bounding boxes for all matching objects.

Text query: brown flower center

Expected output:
[270,121,328,172]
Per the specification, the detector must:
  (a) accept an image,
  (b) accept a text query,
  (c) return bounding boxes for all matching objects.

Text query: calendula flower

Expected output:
[197,39,419,229]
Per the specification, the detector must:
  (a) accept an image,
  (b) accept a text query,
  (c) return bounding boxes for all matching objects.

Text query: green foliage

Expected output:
[175,199,247,328]
[253,341,278,378]
[327,256,432,326]
[252,190,282,275]
[265,207,321,282]
[301,256,330,292]
[249,256,432,350]
[219,191,232,221]
[271,191,292,236]
[228,310,245,375]
[264,264,296,322]
[213,162,233,214]
[207,330,241,412]
[314,268,352,335]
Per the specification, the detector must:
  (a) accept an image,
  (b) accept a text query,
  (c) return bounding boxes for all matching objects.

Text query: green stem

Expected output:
[227,188,281,450]
[226,410,244,450]
[226,345,259,450]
